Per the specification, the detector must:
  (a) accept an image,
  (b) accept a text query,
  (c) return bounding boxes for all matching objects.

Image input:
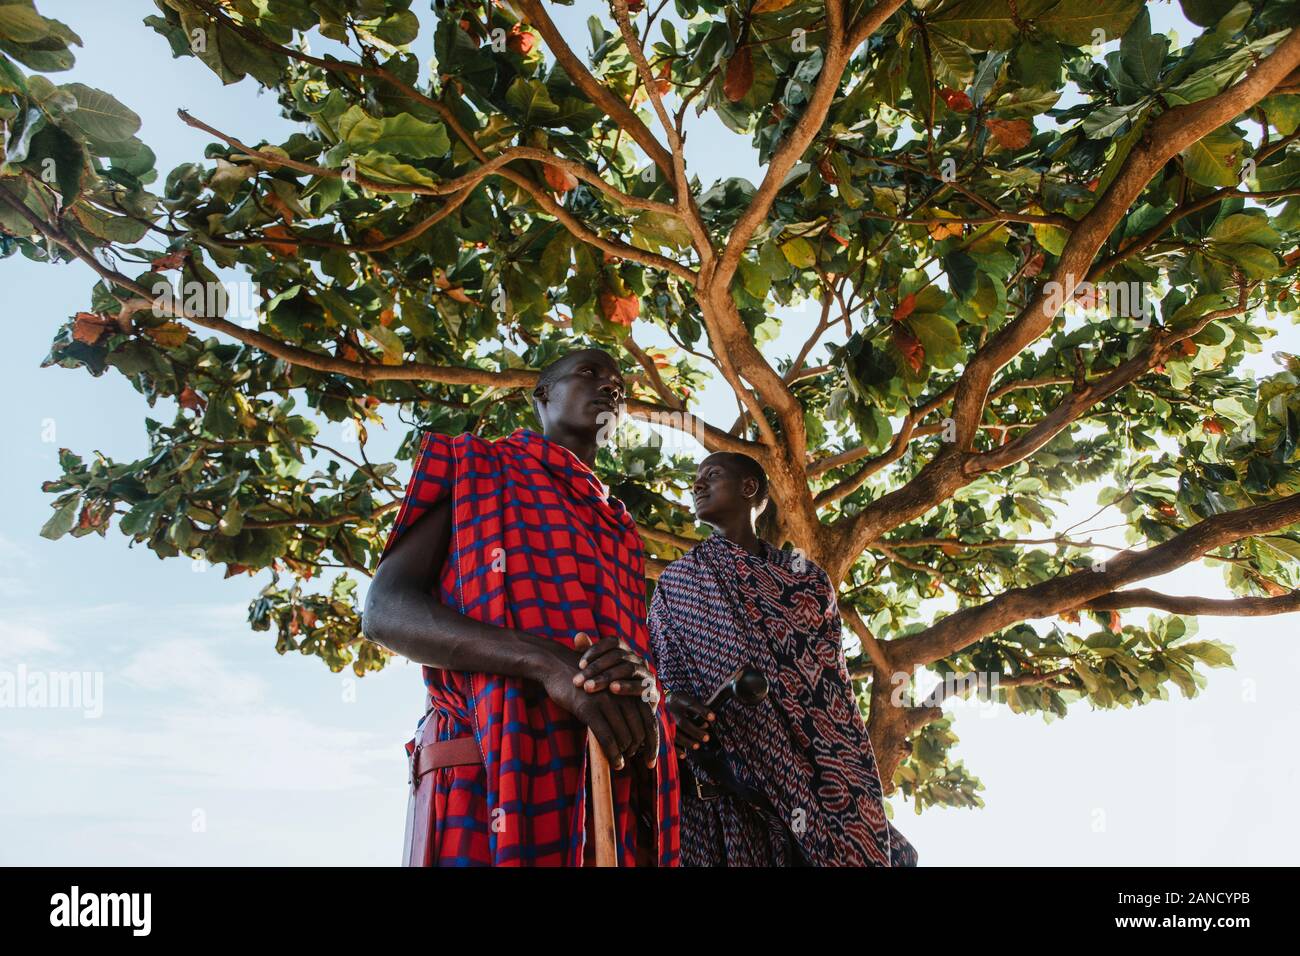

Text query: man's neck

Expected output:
[712,516,763,556]
[541,425,598,469]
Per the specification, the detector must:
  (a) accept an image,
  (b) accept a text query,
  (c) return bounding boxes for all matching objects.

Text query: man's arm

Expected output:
[363,499,655,769]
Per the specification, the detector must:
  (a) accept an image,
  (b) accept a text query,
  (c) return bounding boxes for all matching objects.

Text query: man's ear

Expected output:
[742,477,759,501]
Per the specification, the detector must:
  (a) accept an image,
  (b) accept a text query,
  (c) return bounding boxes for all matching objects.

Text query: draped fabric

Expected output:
[648,532,918,867]
[379,428,680,866]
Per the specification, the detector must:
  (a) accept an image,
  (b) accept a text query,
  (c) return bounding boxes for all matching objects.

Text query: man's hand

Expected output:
[571,633,654,697]
[665,690,714,761]
[536,634,659,771]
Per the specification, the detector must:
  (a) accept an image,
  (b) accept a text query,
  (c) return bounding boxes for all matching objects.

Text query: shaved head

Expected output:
[531,347,620,420]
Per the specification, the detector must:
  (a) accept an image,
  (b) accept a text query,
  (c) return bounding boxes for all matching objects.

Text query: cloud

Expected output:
[0,620,61,659]
[0,602,405,805]
[0,532,34,600]
[120,637,267,708]
[0,708,394,793]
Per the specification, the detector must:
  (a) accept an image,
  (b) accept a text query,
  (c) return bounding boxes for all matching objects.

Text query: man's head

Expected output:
[531,347,626,438]
[692,451,770,527]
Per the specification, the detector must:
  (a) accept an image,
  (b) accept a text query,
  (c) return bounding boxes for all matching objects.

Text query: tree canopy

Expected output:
[5,0,1300,811]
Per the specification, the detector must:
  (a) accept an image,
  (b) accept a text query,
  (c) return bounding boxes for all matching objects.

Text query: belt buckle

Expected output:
[691,769,721,802]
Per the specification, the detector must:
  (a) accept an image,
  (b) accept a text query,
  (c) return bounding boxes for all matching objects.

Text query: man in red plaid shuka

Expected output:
[366,348,680,866]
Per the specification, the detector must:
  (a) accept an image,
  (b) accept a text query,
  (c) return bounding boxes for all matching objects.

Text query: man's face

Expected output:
[536,349,626,436]
[692,454,758,524]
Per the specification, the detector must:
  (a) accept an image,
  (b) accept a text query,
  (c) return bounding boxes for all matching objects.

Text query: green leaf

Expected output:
[355,151,436,188]
[1180,127,1243,187]
[1261,95,1300,136]
[1034,0,1144,46]
[0,4,55,44]
[40,494,79,540]
[1209,212,1278,246]
[1260,536,1300,563]
[505,78,560,125]
[68,201,151,242]
[0,50,27,94]
[929,31,976,87]
[54,83,140,144]
[24,122,86,202]
[632,210,692,252]
[364,11,419,47]
[907,313,963,369]
[1212,243,1282,279]
[1255,151,1300,192]
[930,0,1019,51]
[342,110,449,159]
[1119,9,1167,89]
[1178,640,1234,668]
[781,236,816,269]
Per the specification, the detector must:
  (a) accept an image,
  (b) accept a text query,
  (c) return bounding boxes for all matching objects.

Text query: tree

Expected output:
[4,0,1300,812]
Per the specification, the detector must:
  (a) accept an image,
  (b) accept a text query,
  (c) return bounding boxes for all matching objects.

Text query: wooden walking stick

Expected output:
[575,630,620,866]
[586,729,619,867]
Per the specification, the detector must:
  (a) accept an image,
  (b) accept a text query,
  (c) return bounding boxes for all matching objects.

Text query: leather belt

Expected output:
[413,735,482,780]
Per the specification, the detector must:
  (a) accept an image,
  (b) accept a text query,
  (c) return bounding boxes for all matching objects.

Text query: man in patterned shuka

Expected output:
[649,451,919,867]
[365,347,680,867]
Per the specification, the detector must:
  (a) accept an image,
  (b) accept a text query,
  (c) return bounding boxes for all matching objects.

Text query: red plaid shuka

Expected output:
[378,428,681,866]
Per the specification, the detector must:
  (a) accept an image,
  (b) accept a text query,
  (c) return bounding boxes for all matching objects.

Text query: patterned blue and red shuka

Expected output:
[649,532,918,867]
[379,427,680,866]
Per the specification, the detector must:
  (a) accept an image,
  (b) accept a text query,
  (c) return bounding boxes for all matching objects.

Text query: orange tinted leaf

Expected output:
[891,325,925,372]
[599,289,640,327]
[177,386,206,412]
[144,321,189,349]
[151,250,189,271]
[542,163,579,192]
[986,118,1032,150]
[724,46,753,102]
[264,190,296,224]
[940,87,972,112]
[927,213,963,241]
[1260,577,1289,597]
[892,292,916,321]
[72,312,114,345]
[506,25,535,55]
[262,225,298,257]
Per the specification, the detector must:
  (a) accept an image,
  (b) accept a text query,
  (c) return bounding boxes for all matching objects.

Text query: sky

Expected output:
[2,1,1298,866]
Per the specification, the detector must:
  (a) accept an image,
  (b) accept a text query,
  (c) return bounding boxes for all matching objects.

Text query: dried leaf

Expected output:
[72,312,113,345]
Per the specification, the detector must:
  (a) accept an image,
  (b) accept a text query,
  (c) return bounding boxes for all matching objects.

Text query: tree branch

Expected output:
[1084,588,1300,616]
[890,492,1300,671]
